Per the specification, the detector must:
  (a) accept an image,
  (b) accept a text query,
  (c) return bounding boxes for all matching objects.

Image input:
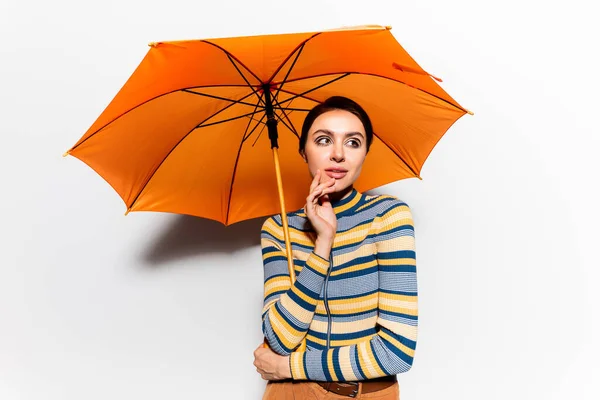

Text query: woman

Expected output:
[254,96,418,399]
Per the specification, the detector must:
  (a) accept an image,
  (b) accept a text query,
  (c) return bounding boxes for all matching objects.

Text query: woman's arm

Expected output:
[289,201,418,381]
[260,216,332,356]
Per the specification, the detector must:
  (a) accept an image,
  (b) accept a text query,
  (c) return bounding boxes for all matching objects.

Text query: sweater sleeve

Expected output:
[289,201,418,381]
[261,216,331,356]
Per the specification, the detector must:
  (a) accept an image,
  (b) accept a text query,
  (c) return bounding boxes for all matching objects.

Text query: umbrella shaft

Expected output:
[263,85,279,149]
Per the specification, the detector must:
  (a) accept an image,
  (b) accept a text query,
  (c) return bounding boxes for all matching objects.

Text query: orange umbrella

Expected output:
[64,24,470,281]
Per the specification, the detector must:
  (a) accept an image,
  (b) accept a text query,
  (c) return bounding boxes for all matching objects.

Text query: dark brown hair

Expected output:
[299,96,374,155]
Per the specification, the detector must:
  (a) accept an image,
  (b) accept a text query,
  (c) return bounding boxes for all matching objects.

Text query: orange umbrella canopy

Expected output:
[65,25,469,225]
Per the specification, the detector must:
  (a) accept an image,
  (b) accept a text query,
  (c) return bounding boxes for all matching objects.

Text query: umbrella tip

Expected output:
[125,208,131,216]
[385,25,392,30]
[62,150,70,157]
[467,109,475,116]
[148,42,159,47]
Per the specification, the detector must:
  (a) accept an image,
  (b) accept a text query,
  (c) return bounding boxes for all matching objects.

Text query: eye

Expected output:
[316,136,331,146]
[347,139,361,147]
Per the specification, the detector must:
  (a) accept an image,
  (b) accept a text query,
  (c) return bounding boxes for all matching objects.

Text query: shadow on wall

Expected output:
[140,189,395,267]
[142,214,266,267]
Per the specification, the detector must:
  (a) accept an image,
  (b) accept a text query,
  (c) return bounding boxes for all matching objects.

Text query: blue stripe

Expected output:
[379,289,417,297]
[378,201,409,216]
[287,287,314,311]
[377,250,416,259]
[307,328,377,341]
[353,346,366,380]
[322,351,333,381]
[370,341,392,375]
[306,338,326,350]
[381,335,414,365]
[264,273,291,282]
[357,196,396,214]
[378,264,416,273]
[295,279,321,298]
[367,223,413,240]
[269,216,313,232]
[336,255,378,270]
[303,262,327,278]
[273,302,304,332]
[262,231,314,252]
[263,254,288,263]
[329,265,378,281]
[263,316,291,352]
[314,308,378,318]
[332,347,344,381]
[302,352,310,379]
[377,223,414,236]
[379,309,418,320]
[264,290,286,304]
[380,327,417,350]
[379,288,417,296]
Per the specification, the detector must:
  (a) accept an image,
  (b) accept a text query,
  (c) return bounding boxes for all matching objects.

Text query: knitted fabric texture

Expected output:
[261,188,418,382]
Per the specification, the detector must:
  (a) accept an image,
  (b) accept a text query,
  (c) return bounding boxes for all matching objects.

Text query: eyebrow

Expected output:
[312,129,365,140]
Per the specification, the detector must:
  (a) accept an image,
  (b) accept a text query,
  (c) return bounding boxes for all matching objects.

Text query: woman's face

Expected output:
[301,109,368,196]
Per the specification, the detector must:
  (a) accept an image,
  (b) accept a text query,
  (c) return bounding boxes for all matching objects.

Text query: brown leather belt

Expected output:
[317,375,397,397]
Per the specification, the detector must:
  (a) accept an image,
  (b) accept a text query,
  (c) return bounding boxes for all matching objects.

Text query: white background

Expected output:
[1,0,598,399]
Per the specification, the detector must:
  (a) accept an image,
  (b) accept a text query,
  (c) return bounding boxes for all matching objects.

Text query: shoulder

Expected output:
[363,193,412,218]
[260,209,305,242]
[261,215,279,234]
[261,209,304,229]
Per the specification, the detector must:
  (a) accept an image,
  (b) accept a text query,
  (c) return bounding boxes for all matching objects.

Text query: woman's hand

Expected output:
[253,344,292,381]
[304,169,337,244]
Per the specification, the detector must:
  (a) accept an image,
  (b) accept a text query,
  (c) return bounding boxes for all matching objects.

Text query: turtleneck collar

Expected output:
[330,187,363,217]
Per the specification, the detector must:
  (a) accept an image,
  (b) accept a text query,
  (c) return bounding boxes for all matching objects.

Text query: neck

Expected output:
[328,185,354,203]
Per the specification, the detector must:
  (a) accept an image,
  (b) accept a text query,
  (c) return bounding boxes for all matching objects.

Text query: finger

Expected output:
[312,184,335,205]
[306,188,323,208]
[319,193,331,206]
[313,179,336,194]
[309,169,321,193]
[318,184,336,197]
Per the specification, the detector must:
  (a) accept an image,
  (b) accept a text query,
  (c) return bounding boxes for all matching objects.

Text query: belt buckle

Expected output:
[346,381,359,398]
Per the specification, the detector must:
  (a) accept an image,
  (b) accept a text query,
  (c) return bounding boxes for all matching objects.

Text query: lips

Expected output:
[324,168,348,179]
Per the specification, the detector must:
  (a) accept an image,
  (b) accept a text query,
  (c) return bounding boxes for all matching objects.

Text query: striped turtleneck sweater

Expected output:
[260,188,418,382]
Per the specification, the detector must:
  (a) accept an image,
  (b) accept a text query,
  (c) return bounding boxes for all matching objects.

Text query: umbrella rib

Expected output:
[251,118,268,147]
[271,42,306,102]
[242,113,267,143]
[272,97,301,139]
[241,99,264,142]
[225,53,266,107]
[276,73,351,106]
[273,112,298,139]
[226,98,265,225]
[195,109,264,129]
[69,84,263,153]
[125,92,258,212]
[266,33,321,83]
[272,106,312,112]
[201,40,262,84]
[373,133,421,178]
[274,88,321,105]
[182,89,264,108]
[274,71,468,114]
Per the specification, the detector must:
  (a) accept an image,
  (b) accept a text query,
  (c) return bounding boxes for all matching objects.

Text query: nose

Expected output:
[330,142,345,162]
